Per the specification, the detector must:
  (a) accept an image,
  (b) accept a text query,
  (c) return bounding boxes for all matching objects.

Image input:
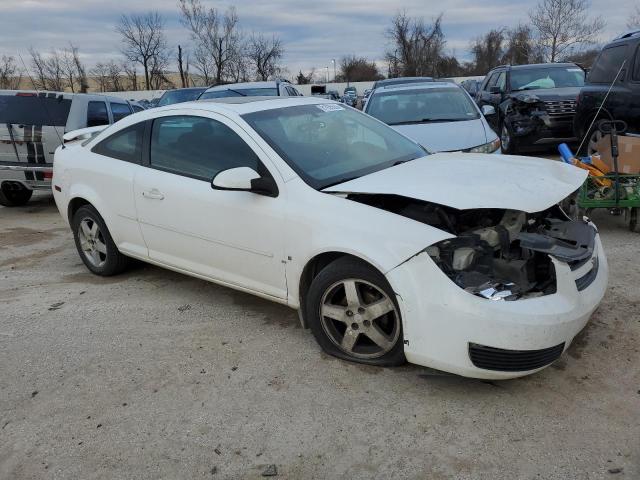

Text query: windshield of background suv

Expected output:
[510,67,585,91]
[199,88,278,100]
[366,87,480,125]
[157,89,206,106]
[243,104,425,189]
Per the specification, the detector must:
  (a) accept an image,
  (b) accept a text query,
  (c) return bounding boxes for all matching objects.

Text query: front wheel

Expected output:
[0,183,33,207]
[500,123,518,154]
[306,257,406,367]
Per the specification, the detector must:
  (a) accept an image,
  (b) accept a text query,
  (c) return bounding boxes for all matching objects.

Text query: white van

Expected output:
[0,90,135,206]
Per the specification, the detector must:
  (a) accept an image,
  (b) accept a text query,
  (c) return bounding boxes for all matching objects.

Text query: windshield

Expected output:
[366,87,480,125]
[243,104,425,189]
[510,67,585,91]
[157,89,206,106]
[199,88,278,100]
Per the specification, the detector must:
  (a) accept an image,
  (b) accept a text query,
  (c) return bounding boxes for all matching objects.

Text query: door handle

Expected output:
[142,189,164,200]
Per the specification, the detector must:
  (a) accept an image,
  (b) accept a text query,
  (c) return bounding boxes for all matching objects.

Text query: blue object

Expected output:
[558,143,574,163]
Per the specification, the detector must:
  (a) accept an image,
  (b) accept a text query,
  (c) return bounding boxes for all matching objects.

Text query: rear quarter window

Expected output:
[0,94,71,126]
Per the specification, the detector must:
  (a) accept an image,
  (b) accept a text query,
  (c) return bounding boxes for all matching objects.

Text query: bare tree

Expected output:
[385,12,446,78]
[117,12,167,90]
[337,55,383,82]
[90,62,111,92]
[246,33,284,81]
[0,55,22,89]
[503,25,544,65]
[628,6,640,29]
[29,48,50,90]
[469,29,505,75]
[178,45,188,88]
[105,60,125,91]
[122,61,139,91]
[530,0,604,62]
[179,0,242,84]
[70,44,89,93]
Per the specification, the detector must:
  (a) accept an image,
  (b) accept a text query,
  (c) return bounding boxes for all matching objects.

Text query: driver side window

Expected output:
[149,115,259,181]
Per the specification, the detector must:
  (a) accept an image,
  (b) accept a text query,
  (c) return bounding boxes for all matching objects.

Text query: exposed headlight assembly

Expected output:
[467,137,501,154]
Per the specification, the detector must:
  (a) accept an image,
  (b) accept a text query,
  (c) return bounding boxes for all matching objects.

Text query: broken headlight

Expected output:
[467,137,501,154]
[425,210,558,301]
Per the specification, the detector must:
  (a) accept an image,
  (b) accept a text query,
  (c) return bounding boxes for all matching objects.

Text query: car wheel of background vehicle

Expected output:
[500,123,518,154]
[0,183,33,207]
[586,123,604,157]
[71,205,130,276]
[306,257,405,367]
[629,207,639,232]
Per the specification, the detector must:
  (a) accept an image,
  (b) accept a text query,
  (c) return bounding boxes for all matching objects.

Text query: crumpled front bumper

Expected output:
[386,235,608,379]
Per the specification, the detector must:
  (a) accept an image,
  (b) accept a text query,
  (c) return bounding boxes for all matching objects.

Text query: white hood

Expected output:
[391,118,489,152]
[323,153,587,213]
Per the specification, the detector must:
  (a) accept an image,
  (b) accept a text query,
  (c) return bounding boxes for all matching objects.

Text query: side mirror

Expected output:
[481,105,496,116]
[211,166,278,197]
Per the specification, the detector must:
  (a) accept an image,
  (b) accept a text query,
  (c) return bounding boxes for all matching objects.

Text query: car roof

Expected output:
[155,96,334,115]
[0,90,130,102]
[204,81,287,92]
[377,81,460,92]
[493,62,579,71]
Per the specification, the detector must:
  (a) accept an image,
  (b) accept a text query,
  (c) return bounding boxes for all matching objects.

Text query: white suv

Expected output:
[198,80,302,100]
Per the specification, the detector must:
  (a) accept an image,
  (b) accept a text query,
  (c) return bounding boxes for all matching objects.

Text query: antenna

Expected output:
[575,59,627,156]
[17,52,66,149]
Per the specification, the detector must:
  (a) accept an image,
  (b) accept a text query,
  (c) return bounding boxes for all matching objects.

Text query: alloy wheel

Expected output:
[501,125,511,152]
[319,279,400,359]
[78,217,107,268]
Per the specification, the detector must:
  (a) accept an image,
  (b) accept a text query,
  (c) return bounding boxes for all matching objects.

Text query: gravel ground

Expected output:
[0,193,638,480]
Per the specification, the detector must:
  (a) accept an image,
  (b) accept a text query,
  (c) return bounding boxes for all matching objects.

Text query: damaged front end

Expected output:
[348,194,597,301]
[504,93,549,138]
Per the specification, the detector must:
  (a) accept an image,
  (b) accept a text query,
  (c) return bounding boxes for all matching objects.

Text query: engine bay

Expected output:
[347,193,597,301]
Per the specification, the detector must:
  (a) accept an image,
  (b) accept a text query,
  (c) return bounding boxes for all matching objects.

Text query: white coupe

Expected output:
[52,97,607,379]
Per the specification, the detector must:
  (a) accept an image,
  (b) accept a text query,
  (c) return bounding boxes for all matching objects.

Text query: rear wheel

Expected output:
[306,257,405,367]
[0,182,33,207]
[72,205,130,276]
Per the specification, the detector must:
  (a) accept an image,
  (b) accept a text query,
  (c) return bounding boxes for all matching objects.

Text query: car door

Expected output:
[83,121,149,258]
[133,111,288,300]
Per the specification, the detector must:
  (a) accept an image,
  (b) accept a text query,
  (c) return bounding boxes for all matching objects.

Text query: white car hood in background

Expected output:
[390,118,488,152]
[324,153,587,213]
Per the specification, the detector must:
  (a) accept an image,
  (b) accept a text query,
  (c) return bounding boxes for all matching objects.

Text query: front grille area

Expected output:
[469,342,565,372]
[544,100,576,117]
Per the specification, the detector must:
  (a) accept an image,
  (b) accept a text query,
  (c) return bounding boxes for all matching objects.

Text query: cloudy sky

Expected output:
[0,0,637,76]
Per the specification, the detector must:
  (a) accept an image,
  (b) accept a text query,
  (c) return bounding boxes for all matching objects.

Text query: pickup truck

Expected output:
[0,90,136,206]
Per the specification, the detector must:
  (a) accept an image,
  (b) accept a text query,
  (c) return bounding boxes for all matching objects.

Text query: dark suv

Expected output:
[477,63,585,153]
[574,31,640,153]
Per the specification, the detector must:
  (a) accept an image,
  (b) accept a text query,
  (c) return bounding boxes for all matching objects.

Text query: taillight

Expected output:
[43,171,53,180]
[16,92,37,97]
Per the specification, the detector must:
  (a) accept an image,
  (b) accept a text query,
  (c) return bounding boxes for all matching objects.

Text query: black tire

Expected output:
[629,207,639,233]
[71,205,130,276]
[0,183,33,207]
[306,257,406,367]
[500,122,518,155]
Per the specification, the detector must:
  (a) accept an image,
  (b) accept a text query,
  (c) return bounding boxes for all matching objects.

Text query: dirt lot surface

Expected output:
[0,193,638,479]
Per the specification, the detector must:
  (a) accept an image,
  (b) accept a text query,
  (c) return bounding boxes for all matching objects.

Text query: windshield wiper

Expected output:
[389,118,470,125]
[226,88,247,97]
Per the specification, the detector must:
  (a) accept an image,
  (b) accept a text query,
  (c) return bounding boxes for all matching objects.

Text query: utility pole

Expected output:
[331,59,336,82]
